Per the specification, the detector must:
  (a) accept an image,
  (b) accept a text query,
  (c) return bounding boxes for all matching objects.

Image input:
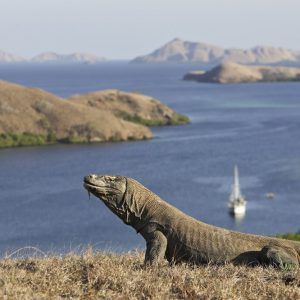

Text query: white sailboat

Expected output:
[228,165,247,216]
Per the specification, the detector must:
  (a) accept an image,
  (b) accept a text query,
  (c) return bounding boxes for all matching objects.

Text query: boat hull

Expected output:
[229,204,246,216]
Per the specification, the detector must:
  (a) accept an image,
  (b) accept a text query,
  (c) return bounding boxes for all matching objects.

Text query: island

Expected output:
[30,52,106,64]
[0,50,26,63]
[0,81,189,148]
[183,62,300,84]
[0,49,106,64]
[132,38,300,65]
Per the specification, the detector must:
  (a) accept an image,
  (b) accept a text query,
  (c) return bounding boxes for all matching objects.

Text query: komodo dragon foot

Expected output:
[260,243,299,269]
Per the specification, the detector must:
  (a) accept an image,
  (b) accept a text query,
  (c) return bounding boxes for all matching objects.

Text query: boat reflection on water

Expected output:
[230,211,246,226]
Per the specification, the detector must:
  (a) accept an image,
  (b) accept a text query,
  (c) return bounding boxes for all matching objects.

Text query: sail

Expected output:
[233,165,241,199]
[228,165,246,215]
[229,165,245,203]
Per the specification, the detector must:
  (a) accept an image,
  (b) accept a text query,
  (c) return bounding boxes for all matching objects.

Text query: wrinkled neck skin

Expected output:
[98,178,156,233]
[101,190,129,224]
[121,178,160,232]
[86,176,160,233]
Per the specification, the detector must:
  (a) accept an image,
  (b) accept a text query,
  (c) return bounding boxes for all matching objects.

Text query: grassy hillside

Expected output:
[0,81,189,148]
[68,89,190,126]
[0,250,299,299]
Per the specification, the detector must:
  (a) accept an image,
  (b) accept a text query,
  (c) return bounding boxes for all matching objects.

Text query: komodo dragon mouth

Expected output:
[83,175,126,192]
[83,176,101,198]
[83,174,127,208]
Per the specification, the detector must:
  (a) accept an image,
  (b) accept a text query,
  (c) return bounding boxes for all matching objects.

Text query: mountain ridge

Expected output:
[31,52,106,64]
[0,50,106,64]
[132,38,300,65]
[0,50,26,63]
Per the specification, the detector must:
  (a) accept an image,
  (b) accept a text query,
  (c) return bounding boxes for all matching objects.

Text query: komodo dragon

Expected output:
[83,174,300,268]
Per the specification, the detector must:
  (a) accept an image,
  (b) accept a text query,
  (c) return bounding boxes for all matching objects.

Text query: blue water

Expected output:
[0,63,300,256]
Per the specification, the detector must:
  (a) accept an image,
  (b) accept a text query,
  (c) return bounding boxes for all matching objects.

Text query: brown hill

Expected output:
[184,62,300,84]
[0,81,154,147]
[0,81,189,148]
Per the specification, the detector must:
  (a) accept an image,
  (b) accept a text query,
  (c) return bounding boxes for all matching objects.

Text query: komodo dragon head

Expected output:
[83,174,158,229]
[84,174,128,218]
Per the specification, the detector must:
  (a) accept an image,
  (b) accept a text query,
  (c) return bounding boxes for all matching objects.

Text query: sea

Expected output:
[0,62,300,256]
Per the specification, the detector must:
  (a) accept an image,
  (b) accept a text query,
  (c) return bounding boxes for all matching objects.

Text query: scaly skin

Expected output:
[83,175,300,268]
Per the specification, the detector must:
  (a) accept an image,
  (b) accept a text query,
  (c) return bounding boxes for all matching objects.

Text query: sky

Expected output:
[1,0,300,59]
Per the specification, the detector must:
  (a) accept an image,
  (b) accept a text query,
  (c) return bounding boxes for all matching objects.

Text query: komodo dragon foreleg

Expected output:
[143,230,167,265]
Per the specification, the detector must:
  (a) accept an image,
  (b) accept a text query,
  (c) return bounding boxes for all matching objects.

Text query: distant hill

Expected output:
[0,81,188,148]
[132,38,300,65]
[31,52,106,64]
[0,50,106,64]
[0,50,26,63]
[183,62,300,84]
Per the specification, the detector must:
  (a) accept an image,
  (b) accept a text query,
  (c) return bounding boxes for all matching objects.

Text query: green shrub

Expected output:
[46,130,57,143]
[118,112,190,127]
[0,132,48,148]
[170,113,190,125]
[277,230,300,242]
[59,135,88,144]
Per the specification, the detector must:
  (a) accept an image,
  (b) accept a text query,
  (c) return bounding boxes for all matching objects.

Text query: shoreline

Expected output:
[0,115,189,149]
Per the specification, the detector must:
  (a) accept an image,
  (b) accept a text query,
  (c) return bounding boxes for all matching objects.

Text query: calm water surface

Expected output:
[0,63,300,255]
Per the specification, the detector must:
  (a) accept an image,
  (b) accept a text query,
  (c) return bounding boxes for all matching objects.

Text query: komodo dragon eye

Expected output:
[106,176,123,183]
[106,176,115,181]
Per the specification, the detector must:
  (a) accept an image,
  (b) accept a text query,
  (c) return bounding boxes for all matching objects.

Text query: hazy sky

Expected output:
[1,0,300,59]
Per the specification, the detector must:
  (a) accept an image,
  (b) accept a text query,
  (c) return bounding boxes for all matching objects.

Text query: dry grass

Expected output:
[0,250,299,299]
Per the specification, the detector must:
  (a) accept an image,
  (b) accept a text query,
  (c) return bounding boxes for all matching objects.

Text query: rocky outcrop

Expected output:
[132,38,300,65]
[183,62,300,84]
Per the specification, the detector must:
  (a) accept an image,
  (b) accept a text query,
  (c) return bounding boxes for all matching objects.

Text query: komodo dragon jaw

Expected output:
[83,175,128,219]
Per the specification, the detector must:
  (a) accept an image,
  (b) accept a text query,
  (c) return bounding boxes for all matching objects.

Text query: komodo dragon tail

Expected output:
[297,245,300,264]
[293,242,300,264]
[289,241,300,265]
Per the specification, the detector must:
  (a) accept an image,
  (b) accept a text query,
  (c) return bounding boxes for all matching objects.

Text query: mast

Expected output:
[233,165,241,199]
[228,165,246,215]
